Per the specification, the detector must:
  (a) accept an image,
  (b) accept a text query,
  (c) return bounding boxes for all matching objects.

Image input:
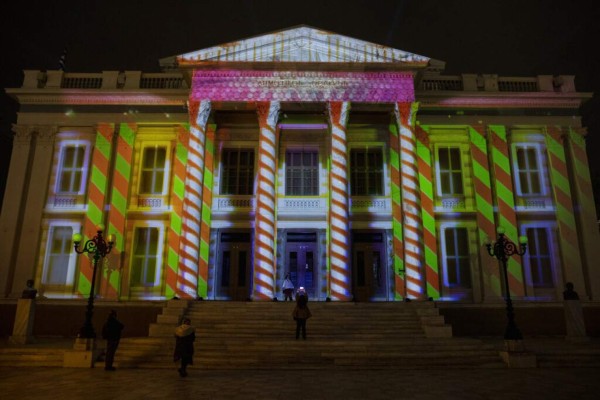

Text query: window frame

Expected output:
[349,146,385,196]
[129,222,165,289]
[41,222,80,287]
[284,148,320,196]
[219,147,256,196]
[55,141,91,195]
[439,225,472,289]
[519,223,559,292]
[512,142,547,197]
[435,146,465,197]
[137,143,171,196]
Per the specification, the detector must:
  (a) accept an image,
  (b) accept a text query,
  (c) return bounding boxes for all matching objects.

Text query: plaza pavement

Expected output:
[1,366,599,400]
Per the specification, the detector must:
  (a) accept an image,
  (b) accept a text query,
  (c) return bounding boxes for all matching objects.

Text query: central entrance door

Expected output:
[286,232,318,299]
[352,231,387,301]
[217,232,251,300]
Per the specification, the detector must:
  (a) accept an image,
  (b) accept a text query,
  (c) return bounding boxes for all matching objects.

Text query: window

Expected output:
[42,225,76,285]
[515,146,542,195]
[437,147,463,195]
[350,148,383,196]
[140,146,167,194]
[285,150,318,196]
[130,227,161,287]
[442,227,471,288]
[526,228,553,288]
[57,145,86,194]
[221,149,254,195]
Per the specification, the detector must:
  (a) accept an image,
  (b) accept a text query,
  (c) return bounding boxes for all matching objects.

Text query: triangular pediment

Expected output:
[162,25,430,67]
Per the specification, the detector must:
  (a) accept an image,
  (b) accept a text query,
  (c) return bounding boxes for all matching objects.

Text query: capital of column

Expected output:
[11,124,33,146]
[34,125,58,148]
[327,101,351,127]
[256,101,280,128]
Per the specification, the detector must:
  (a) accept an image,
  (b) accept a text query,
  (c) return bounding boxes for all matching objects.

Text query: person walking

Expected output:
[282,273,295,301]
[292,292,312,340]
[173,318,196,377]
[102,310,124,371]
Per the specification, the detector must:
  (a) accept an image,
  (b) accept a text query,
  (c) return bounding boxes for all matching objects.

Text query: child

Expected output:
[292,292,312,340]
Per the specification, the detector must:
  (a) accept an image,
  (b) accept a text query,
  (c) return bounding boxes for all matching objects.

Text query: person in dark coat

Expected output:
[292,293,312,340]
[173,318,196,377]
[102,310,124,371]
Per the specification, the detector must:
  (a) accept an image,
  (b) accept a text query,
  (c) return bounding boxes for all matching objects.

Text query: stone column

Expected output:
[253,101,280,300]
[489,126,525,298]
[394,102,425,300]
[11,126,57,297]
[177,100,211,299]
[327,101,352,301]
[564,128,600,300]
[0,125,34,297]
[545,127,587,298]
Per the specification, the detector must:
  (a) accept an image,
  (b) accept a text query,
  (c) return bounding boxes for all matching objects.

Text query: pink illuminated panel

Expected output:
[191,70,415,103]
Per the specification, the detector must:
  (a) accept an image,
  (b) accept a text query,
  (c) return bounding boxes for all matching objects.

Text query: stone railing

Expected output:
[419,74,575,93]
[61,73,103,89]
[350,197,391,213]
[278,197,327,213]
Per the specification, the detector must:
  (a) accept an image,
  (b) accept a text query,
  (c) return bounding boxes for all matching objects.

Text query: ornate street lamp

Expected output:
[72,224,114,338]
[485,227,528,340]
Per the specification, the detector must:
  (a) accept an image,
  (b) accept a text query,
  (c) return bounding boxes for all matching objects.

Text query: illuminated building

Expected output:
[1,26,599,304]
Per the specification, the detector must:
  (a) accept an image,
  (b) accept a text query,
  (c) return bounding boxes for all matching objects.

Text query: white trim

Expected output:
[512,142,547,197]
[55,140,91,195]
[42,221,80,286]
[129,221,166,288]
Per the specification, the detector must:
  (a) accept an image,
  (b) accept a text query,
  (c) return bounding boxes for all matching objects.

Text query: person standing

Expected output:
[292,292,312,340]
[174,318,196,377]
[102,310,124,371]
[282,273,295,301]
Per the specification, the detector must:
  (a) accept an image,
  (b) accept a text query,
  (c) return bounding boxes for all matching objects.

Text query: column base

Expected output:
[63,338,101,368]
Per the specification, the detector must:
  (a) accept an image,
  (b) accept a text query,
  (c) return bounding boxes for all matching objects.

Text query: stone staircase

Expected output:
[114,300,506,369]
[0,345,65,367]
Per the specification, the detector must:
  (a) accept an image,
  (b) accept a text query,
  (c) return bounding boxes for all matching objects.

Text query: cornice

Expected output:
[5,88,590,109]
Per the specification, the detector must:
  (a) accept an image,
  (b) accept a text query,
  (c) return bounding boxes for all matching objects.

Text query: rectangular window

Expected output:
[437,147,464,195]
[43,226,75,285]
[140,146,167,194]
[57,145,86,194]
[130,227,160,287]
[526,228,553,287]
[516,147,542,195]
[443,227,471,288]
[221,149,254,195]
[285,150,318,195]
[350,148,383,196]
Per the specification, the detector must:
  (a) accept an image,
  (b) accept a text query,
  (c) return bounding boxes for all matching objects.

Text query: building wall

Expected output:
[1,70,599,304]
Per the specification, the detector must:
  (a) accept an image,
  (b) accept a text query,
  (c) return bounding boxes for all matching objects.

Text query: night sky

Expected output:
[1,0,599,209]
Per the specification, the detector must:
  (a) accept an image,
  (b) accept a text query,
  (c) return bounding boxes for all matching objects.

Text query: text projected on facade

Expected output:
[190,70,415,102]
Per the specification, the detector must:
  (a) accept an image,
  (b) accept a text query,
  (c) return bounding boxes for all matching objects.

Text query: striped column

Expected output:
[177,100,211,298]
[468,125,500,298]
[253,101,280,300]
[328,101,352,301]
[388,120,406,300]
[488,125,524,297]
[415,125,439,299]
[546,126,586,295]
[198,126,216,299]
[166,124,189,299]
[395,102,424,299]
[77,123,115,297]
[565,128,600,298]
[103,123,137,299]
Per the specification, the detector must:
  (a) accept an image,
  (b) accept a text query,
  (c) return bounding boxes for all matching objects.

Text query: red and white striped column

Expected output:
[328,101,352,301]
[177,100,211,298]
[395,102,424,299]
[253,101,280,300]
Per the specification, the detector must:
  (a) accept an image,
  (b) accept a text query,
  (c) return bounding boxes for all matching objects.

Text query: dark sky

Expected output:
[1,0,599,207]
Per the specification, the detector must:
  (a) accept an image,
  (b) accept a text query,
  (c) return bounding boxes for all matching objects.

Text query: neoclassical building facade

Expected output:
[1,26,599,303]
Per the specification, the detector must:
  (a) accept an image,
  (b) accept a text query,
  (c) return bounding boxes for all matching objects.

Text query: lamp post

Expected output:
[485,227,528,341]
[72,224,114,338]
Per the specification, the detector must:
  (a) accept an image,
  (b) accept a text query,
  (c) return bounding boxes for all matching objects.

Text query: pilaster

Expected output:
[11,126,57,297]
